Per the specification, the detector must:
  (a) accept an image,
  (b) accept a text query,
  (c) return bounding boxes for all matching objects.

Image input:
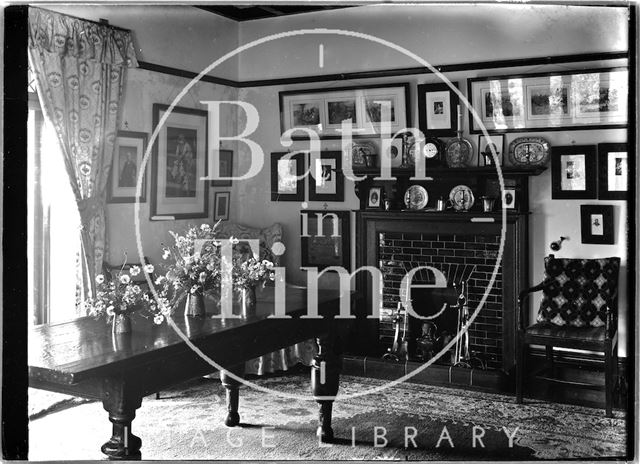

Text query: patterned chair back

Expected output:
[214,222,283,266]
[536,256,620,328]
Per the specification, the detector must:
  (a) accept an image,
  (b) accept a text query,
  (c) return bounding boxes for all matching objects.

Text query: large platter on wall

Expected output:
[508,137,551,167]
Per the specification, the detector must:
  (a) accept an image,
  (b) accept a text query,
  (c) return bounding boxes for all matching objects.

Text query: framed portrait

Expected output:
[210,149,233,187]
[502,188,516,209]
[367,186,383,209]
[279,83,410,139]
[551,145,597,199]
[598,143,628,200]
[379,138,404,168]
[309,151,344,202]
[477,134,505,166]
[417,82,459,137]
[213,191,230,221]
[580,204,614,244]
[301,210,350,271]
[468,67,628,133]
[271,152,305,201]
[108,130,148,203]
[151,104,209,219]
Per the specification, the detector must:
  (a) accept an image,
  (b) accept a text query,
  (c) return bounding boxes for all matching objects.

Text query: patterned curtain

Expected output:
[28,7,138,296]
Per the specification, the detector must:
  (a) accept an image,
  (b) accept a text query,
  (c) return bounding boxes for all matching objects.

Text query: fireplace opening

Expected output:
[380,232,504,369]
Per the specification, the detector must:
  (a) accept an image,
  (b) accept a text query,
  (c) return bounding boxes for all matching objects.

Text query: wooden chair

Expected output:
[516,255,620,417]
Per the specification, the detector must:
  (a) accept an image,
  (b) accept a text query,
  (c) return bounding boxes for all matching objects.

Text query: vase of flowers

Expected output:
[159,223,223,317]
[160,222,276,317]
[84,261,169,332]
[240,285,257,317]
[185,291,206,317]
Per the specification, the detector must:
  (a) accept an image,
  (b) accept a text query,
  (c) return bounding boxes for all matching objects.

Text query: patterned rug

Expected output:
[29,373,627,460]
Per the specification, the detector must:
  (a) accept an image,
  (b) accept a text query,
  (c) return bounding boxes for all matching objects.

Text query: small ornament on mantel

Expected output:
[323,202,328,210]
[123,121,129,130]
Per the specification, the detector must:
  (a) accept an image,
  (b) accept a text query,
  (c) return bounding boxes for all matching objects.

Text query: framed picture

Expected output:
[580,204,614,244]
[598,143,628,200]
[151,104,209,219]
[468,67,628,133]
[477,134,505,166]
[210,149,233,187]
[309,151,344,202]
[417,82,459,137]
[213,191,230,221]
[502,188,516,209]
[367,187,383,209]
[551,145,597,199]
[380,138,404,168]
[301,210,350,270]
[108,130,148,203]
[271,152,305,201]
[280,83,410,139]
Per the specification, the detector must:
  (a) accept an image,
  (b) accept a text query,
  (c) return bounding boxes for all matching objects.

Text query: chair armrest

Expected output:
[605,288,619,338]
[517,281,548,332]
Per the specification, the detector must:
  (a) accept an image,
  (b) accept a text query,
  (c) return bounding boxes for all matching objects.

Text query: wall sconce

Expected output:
[550,236,568,252]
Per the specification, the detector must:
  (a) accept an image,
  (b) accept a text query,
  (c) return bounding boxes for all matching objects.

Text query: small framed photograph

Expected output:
[271,152,305,201]
[477,134,505,166]
[598,143,628,200]
[213,191,230,221]
[417,82,459,137]
[151,104,209,219]
[502,188,516,209]
[309,151,344,202]
[380,138,404,168]
[108,131,148,203]
[580,204,614,244]
[551,145,597,199]
[367,187,383,209]
[300,210,350,270]
[210,149,233,187]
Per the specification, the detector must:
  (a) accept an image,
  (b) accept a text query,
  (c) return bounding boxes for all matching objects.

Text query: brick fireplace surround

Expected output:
[353,211,529,378]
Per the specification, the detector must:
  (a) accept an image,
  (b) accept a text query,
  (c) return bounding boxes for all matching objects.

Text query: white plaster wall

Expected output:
[37,4,240,81]
[106,68,239,267]
[238,4,628,80]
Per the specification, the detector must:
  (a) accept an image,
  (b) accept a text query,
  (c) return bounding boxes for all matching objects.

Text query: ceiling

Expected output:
[197,4,351,22]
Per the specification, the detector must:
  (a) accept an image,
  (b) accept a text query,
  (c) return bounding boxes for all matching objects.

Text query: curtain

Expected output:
[28,7,138,297]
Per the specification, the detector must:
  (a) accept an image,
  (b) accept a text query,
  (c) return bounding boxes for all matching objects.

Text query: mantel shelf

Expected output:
[352,165,546,178]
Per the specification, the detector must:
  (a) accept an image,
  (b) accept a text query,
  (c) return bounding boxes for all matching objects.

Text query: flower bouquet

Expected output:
[157,222,223,316]
[84,261,170,333]
[158,222,276,317]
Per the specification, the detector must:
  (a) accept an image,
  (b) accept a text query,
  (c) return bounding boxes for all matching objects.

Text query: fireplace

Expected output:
[380,232,504,369]
[354,211,529,376]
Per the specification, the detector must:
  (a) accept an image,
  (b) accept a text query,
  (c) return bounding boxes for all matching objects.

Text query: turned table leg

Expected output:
[311,333,342,443]
[101,379,143,460]
[220,364,245,427]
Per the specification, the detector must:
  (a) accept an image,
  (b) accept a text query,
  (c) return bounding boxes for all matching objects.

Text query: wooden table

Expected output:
[29,287,354,460]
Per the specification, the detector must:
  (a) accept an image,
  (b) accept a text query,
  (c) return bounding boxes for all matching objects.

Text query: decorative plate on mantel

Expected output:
[449,185,475,211]
[404,185,429,210]
[508,137,550,167]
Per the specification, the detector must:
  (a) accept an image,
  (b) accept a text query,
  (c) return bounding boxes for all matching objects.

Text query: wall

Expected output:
[38,4,240,81]
[233,5,630,355]
[238,4,628,80]
[107,68,238,267]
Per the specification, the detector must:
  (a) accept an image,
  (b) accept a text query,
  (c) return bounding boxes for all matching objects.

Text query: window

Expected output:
[28,91,84,325]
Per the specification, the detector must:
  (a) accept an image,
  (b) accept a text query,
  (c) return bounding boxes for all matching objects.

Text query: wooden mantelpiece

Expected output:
[353,166,546,213]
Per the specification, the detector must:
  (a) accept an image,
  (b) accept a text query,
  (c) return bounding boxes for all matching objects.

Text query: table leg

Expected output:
[311,333,342,443]
[220,364,245,427]
[101,380,142,460]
